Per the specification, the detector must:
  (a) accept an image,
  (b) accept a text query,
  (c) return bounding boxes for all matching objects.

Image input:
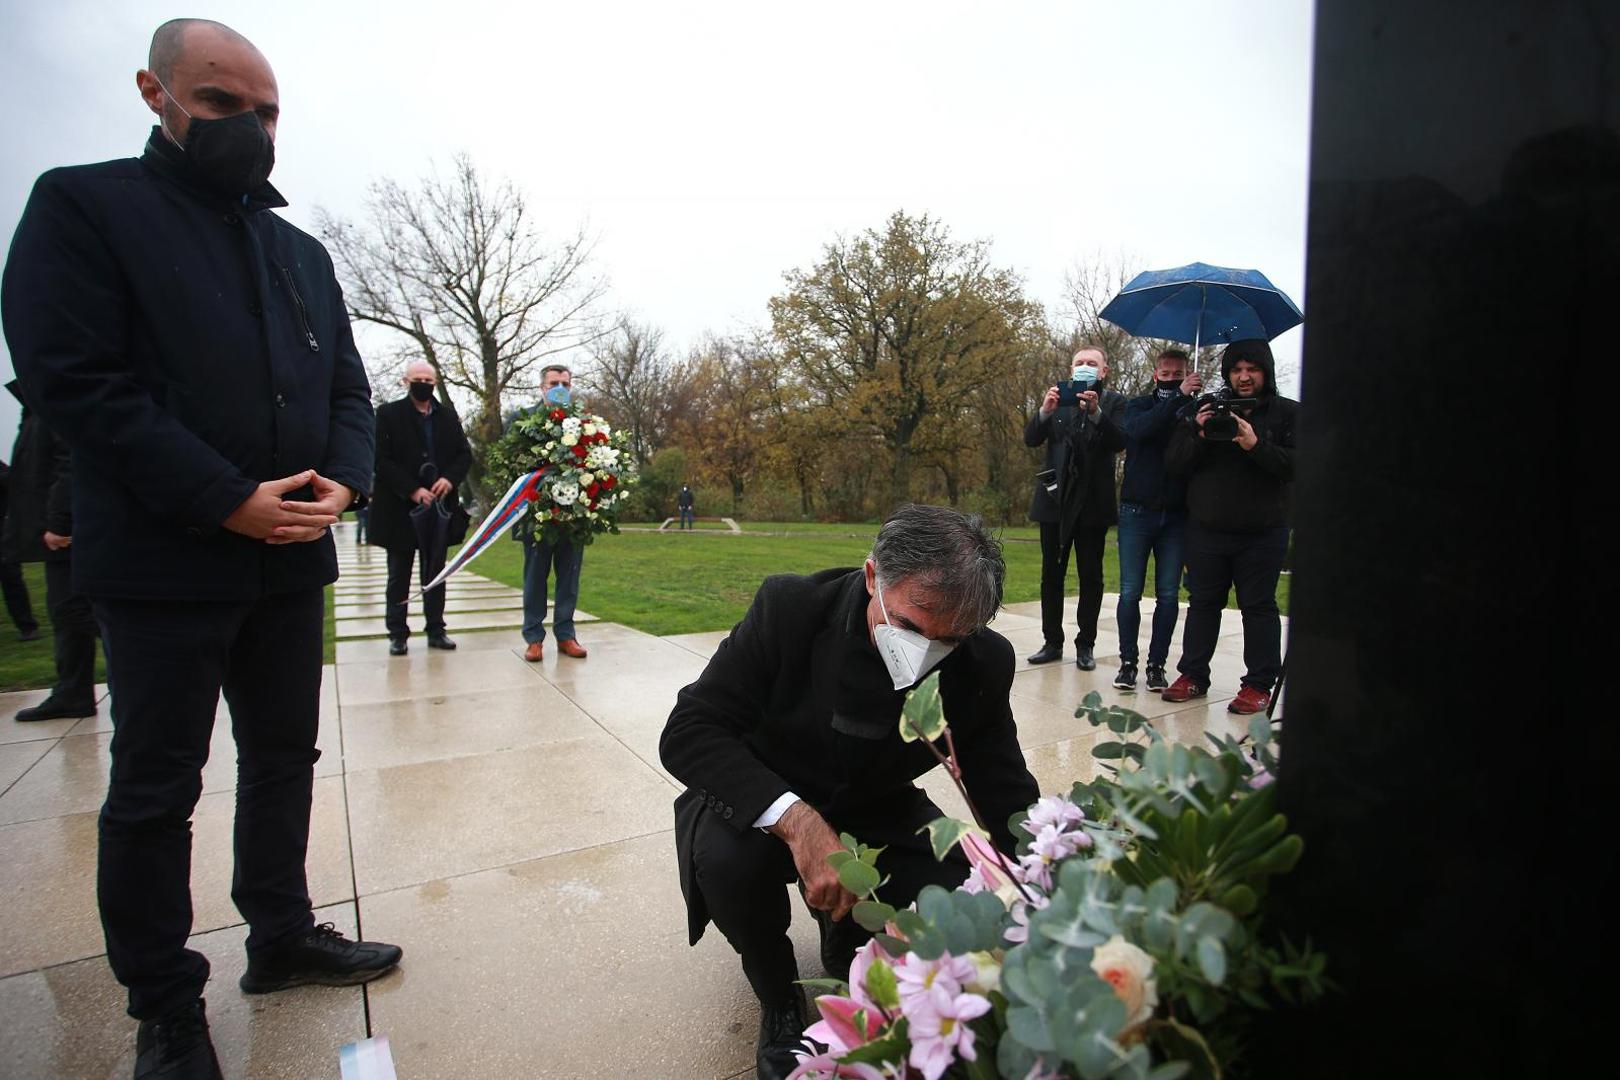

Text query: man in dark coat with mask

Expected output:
[660,504,1039,1080]
[1,380,101,721]
[1024,345,1128,670]
[369,359,471,655]
[1163,338,1300,715]
[2,19,399,1079]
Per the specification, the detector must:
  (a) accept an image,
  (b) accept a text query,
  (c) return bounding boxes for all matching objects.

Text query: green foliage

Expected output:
[898,670,945,742]
[920,816,982,862]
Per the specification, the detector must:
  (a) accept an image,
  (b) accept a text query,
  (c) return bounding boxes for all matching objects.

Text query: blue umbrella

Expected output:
[1099,262,1303,357]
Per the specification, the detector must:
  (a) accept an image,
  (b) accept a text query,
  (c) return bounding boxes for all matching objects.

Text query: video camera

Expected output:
[1194,387,1260,442]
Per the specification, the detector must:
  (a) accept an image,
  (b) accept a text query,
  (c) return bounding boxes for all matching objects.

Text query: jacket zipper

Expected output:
[279,267,321,353]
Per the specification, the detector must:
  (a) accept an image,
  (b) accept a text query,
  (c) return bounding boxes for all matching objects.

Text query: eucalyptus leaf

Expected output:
[852,900,896,933]
[1005,1005,1057,1053]
[837,860,880,897]
[1093,740,1127,760]
[1197,934,1228,985]
[826,850,855,870]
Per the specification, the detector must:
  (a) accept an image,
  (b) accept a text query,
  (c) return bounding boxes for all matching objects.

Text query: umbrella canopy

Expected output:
[1099,262,1303,349]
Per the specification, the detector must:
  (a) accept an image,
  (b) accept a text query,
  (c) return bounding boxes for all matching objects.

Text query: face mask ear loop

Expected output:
[151,75,192,149]
[876,577,893,627]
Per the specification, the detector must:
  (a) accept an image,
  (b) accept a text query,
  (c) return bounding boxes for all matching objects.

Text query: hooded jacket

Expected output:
[1,130,375,600]
[1165,339,1299,531]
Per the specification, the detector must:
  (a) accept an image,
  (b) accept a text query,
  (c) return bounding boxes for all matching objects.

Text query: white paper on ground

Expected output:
[339,1035,397,1080]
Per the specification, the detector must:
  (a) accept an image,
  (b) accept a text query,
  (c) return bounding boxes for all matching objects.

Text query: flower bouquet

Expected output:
[486,400,638,547]
[790,682,1329,1080]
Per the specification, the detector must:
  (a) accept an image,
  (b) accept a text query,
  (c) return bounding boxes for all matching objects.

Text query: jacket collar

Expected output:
[140,126,288,213]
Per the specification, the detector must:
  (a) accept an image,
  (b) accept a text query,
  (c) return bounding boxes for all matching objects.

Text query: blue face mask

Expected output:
[544,384,572,406]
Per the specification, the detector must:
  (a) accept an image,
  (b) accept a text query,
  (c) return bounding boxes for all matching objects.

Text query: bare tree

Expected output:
[582,317,689,467]
[315,155,609,476]
[1057,253,1222,399]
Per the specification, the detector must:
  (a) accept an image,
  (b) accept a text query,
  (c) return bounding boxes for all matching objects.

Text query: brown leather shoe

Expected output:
[558,638,588,659]
[523,641,543,662]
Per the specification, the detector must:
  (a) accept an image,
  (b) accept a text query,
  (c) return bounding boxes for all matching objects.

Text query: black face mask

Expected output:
[184,110,275,194]
[409,381,435,403]
[1156,378,1183,396]
[157,79,275,194]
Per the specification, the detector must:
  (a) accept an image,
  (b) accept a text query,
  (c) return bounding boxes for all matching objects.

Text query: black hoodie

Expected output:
[1165,339,1300,531]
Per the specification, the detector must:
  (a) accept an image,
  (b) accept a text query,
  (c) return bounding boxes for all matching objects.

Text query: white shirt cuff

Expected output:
[753,792,801,830]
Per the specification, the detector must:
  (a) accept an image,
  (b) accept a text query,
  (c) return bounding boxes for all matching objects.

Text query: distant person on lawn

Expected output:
[678,484,695,529]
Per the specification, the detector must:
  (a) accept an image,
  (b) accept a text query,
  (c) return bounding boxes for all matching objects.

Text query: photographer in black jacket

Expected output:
[1162,339,1299,715]
[3,19,398,1078]
[1024,345,1128,670]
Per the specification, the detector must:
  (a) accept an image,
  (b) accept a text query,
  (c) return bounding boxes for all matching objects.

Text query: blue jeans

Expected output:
[522,534,583,644]
[1115,503,1187,666]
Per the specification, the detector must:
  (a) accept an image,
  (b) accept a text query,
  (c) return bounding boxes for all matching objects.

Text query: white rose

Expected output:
[561,434,578,448]
[1090,936,1158,1031]
[578,471,595,486]
[965,950,1002,996]
[582,423,597,437]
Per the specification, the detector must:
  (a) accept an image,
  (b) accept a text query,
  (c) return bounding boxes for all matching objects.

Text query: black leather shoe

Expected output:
[388,638,408,656]
[15,696,97,722]
[134,998,222,1080]
[18,626,41,642]
[756,994,808,1080]
[1075,646,1097,671]
[239,922,402,994]
[427,633,457,650]
[1026,642,1063,664]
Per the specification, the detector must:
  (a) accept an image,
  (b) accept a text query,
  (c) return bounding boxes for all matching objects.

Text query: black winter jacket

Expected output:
[1166,394,1300,531]
[1119,390,1195,513]
[1024,390,1127,529]
[1,382,72,564]
[368,396,472,552]
[1,131,374,600]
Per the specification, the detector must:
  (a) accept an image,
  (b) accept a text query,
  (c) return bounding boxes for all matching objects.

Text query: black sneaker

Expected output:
[1113,662,1138,690]
[1145,665,1169,692]
[239,922,402,994]
[755,992,808,1080]
[134,998,222,1080]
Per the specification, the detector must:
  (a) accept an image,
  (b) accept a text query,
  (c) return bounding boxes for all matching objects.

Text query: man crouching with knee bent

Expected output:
[659,504,1038,1079]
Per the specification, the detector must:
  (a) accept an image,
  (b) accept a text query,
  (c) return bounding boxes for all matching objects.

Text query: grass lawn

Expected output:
[2,564,335,692]
[3,522,1289,690]
[465,521,1290,638]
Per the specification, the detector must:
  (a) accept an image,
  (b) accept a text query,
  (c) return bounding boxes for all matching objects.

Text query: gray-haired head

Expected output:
[870,504,1005,634]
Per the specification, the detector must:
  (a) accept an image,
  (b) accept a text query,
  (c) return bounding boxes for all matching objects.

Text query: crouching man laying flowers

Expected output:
[787,691,1329,1078]
[659,505,1039,1080]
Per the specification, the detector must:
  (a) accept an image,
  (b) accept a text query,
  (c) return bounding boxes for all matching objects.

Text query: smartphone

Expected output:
[1057,378,1096,407]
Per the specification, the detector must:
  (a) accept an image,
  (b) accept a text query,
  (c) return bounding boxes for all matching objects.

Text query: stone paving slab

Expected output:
[334,608,598,641]
[0,556,1285,1078]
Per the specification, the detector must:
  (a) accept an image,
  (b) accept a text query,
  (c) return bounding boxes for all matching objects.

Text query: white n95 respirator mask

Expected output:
[872,580,957,691]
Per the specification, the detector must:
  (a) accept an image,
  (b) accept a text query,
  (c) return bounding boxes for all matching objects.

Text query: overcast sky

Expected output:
[0,0,1314,444]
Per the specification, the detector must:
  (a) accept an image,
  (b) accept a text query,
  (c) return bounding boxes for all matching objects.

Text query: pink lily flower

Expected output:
[785,1053,888,1080]
[803,995,884,1055]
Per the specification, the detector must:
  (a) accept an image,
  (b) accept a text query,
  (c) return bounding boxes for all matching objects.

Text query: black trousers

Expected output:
[1,556,37,634]
[384,544,446,640]
[1038,521,1109,649]
[45,559,98,707]
[692,797,968,1007]
[94,588,323,1020]
[1176,523,1289,693]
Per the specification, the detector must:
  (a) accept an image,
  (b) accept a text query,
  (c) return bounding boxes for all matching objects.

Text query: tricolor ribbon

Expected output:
[418,467,547,594]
